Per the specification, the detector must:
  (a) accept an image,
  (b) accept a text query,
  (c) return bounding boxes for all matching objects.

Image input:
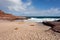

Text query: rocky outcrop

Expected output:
[0,10,28,21]
[42,21,60,33]
[55,20,60,22]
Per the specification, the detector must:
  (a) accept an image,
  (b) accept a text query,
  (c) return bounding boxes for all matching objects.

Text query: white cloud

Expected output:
[7,0,32,11]
[0,0,33,11]
[0,0,60,16]
[8,0,20,4]
[41,8,60,14]
[22,8,60,14]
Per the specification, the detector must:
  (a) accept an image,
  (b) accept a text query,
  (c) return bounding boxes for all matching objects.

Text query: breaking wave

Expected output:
[25,18,60,22]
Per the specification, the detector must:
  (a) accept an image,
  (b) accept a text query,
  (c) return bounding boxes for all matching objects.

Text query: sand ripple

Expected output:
[0,22,60,40]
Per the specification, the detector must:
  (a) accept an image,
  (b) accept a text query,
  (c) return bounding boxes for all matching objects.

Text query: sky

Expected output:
[0,0,60,16]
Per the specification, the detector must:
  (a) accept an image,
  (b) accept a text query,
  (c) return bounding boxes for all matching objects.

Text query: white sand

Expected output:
[0,21,60,40]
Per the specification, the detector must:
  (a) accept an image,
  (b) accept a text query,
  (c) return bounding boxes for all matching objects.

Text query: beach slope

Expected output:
[0,21,60,40]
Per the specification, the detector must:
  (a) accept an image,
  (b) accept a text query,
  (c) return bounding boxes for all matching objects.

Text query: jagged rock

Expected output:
[0,10,28,21]
[42,21,60,33]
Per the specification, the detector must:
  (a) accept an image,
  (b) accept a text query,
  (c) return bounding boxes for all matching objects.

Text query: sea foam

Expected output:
[24,18,60,22]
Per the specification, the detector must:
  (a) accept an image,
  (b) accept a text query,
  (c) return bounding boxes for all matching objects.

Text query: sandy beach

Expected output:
[0,20,60,40]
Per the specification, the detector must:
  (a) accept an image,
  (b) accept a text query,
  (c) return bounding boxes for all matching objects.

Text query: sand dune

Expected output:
[0,21,60,40]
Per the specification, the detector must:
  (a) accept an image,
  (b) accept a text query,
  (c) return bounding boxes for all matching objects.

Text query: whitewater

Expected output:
[24,18,60,22]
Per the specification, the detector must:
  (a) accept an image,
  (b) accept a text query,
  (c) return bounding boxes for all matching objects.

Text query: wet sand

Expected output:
[0,20,60,40]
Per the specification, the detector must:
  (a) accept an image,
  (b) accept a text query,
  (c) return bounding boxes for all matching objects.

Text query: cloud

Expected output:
[0,0,60,16]
[23,8,60,14]
[0,0,33,11]
[8,0,32,11]
[22,8,60,16]
[41,8,60,14]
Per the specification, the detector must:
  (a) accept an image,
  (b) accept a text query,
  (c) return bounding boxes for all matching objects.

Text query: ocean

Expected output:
[24,16,60,22]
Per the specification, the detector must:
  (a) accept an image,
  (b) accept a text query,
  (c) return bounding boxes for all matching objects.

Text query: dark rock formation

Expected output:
[42,21,60,33]
[0,10,28,21]
[55,19,60,22]
[42,21,55,28]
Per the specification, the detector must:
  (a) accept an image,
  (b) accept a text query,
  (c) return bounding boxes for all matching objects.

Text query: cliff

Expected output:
[0,10,27,21]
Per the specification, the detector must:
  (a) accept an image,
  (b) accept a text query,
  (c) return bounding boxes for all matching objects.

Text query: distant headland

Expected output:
[0,10,28,21]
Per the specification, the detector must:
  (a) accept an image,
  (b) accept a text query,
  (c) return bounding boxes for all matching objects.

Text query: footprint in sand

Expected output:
[14,27,19,30]
[30,25,35,26]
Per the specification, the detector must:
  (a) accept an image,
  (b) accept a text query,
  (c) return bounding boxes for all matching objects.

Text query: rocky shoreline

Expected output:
[42,20,60,33]
[0,10,29,21]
